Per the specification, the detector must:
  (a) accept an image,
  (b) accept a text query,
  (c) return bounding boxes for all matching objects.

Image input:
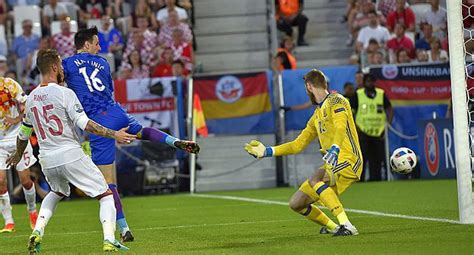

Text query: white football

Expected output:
[390,147,417,174]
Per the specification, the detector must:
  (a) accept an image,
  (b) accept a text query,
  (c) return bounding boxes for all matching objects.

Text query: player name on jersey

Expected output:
[73,59,105,71]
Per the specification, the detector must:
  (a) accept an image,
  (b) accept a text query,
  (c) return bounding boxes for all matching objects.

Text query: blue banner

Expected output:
[416,118,456,179]
[282,66,359,130]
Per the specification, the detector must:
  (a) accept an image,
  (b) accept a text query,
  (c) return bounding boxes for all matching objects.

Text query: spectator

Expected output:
[123,16,158,67]
[25,36,51,86]
[414,49,429,63]
[368,51,385,65]
[98,15,123,68]
[360,39,385,67]
[120,50,149,80]
[427,37,448,62]
[273,51,293,72]
[352,1,386,37]
[167,28,193,72]
[0,0,7,26]
[387,23,415,62]
[377,0,397,17]
[151,47,174,77]
[396,48,411,63]
[11,19,40,65]
[277,37,297,69]
[415,23,434,50]
[7,0,40,7]
[343,82,355,99]
[156,0,188,25]
[52,19,75,58]
[158,10,192,46]
[386,0,416,33]
[355,69,364,88]
[350,73,393,181]
[422,0,446,36]
[130,0,158,30]
[5,69,17,80]
[356,10,391,53]
[171,59,188,78]
[275,0,309,46]
[0,39,6,57]
[79,0,111,22]
[42,0,68,34]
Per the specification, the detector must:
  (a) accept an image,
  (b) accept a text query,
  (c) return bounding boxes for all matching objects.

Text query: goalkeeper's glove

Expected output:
[244,140,273,159]
[322,144,340,167]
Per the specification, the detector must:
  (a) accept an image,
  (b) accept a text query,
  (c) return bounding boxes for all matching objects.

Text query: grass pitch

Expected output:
[0,179,473,254]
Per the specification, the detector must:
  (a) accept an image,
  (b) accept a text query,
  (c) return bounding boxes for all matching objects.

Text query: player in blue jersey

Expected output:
[62,27,200,242]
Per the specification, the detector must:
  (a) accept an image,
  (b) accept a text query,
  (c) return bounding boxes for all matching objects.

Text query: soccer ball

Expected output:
[390,147,417,174]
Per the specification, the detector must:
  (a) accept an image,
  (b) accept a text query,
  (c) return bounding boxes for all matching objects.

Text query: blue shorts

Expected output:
[89,105,142,165]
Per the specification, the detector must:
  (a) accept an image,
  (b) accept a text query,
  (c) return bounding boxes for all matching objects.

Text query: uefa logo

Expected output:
[424,122,439,176]
[382,65,398,79]
[215,75,243,103]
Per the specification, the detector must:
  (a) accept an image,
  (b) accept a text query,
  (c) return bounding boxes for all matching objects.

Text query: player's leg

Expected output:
[29,166,67,254]
[289,181,338,234]
[15,143,39,229]
[367,137,382,181]
[97,163,133,242]
[308,165,358,236]
[63,156,128,251]
[0,169,14,233]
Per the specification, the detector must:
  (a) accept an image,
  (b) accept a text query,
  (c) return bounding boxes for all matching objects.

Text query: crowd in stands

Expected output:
[344,0,449,70]
[0,0,194,93]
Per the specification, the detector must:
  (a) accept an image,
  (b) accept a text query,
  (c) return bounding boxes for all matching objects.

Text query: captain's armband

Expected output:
[19,122,33,141]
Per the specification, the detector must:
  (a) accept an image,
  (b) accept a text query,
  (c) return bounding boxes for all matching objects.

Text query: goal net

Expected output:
[447,0,474,223]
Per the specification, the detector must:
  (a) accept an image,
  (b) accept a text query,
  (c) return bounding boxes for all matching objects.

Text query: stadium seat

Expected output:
[13,5,41,24]
[63,2,79,21]
[14,22,42,37]
[410,3,431,32]
[51,20,78,35]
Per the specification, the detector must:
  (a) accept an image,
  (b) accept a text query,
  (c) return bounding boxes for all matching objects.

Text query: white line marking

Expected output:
[191,193,461,225]
[5,218,303,239]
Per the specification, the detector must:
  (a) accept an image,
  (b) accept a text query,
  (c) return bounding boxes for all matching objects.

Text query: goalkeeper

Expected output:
[245,69,362,236]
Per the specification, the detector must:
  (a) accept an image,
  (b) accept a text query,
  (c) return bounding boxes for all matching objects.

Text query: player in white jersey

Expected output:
[6,49,136,253]
[0,57,38,233]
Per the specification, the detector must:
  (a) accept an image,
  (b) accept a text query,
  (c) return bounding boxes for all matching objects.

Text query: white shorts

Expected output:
[0,142,37,171]
[42,155,108,198]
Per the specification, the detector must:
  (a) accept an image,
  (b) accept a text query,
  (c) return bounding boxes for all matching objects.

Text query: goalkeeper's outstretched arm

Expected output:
[244,113,318,158]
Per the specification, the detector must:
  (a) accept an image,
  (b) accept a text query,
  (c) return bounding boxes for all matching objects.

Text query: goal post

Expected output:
[446,0,474,224]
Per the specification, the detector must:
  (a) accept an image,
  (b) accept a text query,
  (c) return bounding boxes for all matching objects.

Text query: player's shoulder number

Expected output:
[79,67,105,92]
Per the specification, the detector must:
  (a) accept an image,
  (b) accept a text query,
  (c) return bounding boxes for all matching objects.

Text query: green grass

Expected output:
[0,180,473,254]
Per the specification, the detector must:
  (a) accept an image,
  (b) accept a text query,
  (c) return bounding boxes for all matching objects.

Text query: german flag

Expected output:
[194,72,272,119]
[194,72,274,135]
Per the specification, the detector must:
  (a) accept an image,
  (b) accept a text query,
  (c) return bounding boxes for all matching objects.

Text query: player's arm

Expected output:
[64,89,136,144]
[322,95,350,167]
[5,118,33,168]
[244,112,318,158]
[4,80,27,129]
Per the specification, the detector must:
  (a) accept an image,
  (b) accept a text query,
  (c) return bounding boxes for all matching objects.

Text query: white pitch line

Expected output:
[191,193,461,225]
[5,218,303,239]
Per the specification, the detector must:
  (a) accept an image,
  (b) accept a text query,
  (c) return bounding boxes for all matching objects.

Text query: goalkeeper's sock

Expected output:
[299,204,338,230]
[139,127,178,148]
[313,181,350,225]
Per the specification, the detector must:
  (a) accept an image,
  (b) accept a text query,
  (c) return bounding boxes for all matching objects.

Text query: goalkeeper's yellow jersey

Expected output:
[273,93,362,173]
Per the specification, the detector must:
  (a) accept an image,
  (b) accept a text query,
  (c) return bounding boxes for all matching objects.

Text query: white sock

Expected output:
[0,191,14,225]
[99,195,116,242]
[34,192,62,236]
[23,185,37,212]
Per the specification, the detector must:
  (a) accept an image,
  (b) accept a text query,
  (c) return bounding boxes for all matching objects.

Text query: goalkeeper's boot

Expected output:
[320,225,339,234]
[332,223,359,237]
[28,230,41,254]
[103,240,129,252]
[29,210,38,229]
[121,230,134,243]
[0,223,15,233]
[174,140,200,154]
